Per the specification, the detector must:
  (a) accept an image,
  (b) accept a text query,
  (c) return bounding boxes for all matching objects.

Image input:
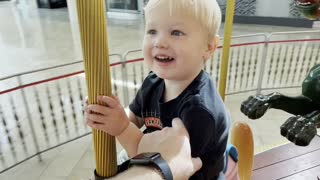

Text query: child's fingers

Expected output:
[84,105,90,114]
[86,113,107,124]
[87,120,104,130]
[86,104,111,115]
[97,96,118,108]
[83,96,89,107]
[111,95,121,104]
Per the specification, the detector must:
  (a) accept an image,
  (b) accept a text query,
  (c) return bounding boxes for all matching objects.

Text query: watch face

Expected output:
[131,152,161,165]
[132,152,160,160]
[130,152,173,180]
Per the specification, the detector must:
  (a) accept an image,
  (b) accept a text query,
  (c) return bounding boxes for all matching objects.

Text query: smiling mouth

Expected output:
[155,55,175,62]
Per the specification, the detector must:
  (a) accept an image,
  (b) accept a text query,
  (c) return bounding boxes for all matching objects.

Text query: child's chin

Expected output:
[153,71,170,79]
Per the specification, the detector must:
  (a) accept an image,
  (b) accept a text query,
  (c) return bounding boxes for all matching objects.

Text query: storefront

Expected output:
[106,0,147,14]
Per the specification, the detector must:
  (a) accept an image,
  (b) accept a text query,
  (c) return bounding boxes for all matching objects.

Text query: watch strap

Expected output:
[117,159,131,174]
[152,155,173,180]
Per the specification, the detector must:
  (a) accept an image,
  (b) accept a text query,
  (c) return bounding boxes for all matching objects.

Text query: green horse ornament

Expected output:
[241,64,320,146]
[241,0,320,147]
[294,0,320,19]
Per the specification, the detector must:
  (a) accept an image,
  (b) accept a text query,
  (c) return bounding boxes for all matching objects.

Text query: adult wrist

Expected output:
[128,166,164,180]
[128,152,173,180]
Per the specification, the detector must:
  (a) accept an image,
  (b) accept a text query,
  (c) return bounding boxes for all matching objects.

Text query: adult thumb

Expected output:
[172,118,190,138]
[191,157,202,174]
[172,118,184,129]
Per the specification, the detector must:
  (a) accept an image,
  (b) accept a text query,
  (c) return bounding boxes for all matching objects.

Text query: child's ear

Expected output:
[204,35,219,61]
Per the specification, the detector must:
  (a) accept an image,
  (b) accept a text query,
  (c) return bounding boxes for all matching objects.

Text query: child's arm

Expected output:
[128,110,145,128]
[85,95,143,157]
[117,121,143,157]
[118,110,144,157]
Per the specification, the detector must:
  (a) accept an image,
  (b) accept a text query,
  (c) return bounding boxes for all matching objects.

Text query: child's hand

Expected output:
[85,95,129,136]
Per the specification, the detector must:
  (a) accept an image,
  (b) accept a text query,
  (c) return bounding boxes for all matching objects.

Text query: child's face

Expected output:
[143,3,215,81]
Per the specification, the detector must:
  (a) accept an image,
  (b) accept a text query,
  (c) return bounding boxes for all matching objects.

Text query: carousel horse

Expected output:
[233,1,320,179]
[241,64,320,146]
[241,0,320,146]
[294,0,320,20]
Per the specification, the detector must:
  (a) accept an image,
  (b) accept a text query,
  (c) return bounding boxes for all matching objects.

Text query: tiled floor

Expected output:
[0,1,319,179]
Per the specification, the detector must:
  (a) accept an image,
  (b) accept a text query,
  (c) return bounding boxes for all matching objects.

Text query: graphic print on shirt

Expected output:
[142,110,163,130]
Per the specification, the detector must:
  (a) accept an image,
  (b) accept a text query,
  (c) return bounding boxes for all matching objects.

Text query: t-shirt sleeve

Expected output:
[129,71,158,118]
[180,105,215,158]
[129,88,142,117]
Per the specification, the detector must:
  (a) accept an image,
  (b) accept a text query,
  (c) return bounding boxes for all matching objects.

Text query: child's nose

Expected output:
[154,36,169,49]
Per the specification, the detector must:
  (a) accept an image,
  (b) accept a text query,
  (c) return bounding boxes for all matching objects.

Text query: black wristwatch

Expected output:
[126,152,173,180]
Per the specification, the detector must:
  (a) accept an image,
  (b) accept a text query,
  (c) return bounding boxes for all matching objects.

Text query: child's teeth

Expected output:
[158,56,168,59]
[155,55,174,61]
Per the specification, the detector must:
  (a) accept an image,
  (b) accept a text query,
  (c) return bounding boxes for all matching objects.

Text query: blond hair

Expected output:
[144,0,221,40]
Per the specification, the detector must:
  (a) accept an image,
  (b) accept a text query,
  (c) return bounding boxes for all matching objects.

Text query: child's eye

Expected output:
[171,30,184,36]
[147,29,157,35]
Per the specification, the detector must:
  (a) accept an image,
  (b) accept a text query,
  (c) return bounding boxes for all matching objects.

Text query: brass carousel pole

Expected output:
[75,0,117,179]
[218,0,235,101]
[220,0,254,179]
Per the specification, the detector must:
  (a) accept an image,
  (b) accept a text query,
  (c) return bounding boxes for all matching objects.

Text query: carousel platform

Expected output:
[253,135,320,180]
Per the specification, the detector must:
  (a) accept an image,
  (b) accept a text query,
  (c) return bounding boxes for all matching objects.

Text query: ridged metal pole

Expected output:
[220,1,254,179]
[218,0,236,101]
[75,0,117,178]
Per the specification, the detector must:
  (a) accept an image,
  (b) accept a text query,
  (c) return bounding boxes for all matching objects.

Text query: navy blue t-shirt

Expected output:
[129,70,230,180]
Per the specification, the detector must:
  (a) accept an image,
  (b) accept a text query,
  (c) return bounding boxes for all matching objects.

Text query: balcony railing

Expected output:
[0,30,319,174]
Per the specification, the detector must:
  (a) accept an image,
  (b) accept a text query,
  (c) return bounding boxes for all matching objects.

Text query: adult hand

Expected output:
[137,118,202,180]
